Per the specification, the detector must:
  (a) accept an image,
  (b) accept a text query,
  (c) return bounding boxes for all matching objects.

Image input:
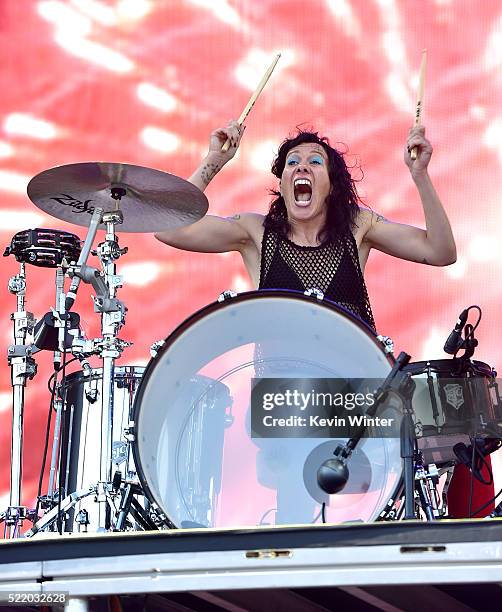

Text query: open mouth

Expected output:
[294,178,312,206]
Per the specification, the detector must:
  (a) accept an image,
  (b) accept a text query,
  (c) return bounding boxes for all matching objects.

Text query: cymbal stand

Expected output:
[44,267,65,504]
[94,191,128,530]
[27,198,130,535]
[2,263,37,537]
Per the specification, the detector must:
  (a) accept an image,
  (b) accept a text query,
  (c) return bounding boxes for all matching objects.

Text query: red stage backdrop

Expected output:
[1,0,501,516]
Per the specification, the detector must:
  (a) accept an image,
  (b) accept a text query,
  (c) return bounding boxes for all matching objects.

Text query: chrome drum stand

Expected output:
[1,161,208,537]
[2,263,37,537]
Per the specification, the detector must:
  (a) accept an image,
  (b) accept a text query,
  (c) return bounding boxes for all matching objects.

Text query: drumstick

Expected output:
[410,49,427,161]
[221,53,281,153]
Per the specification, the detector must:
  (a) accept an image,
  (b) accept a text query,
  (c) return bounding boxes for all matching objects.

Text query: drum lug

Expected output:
[218,289,238,302]
[377,334,394,354]
[124,423,135,442]
[304,287,324,300]
[150,503,174,529]
[150,339,165,358]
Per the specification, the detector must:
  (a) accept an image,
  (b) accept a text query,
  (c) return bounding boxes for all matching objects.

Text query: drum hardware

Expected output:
[33,310,81,353]
[65,207,103,311]
[489,377,502,428]
[2,227,86,537]
[150,339,165,358]
[43,207,129,533]
[114,482,159,532]
[400,383,417,520]
[47,376,65,504]
[1,262,38,537]
[1,163,215,536]
[303,288,324,300]
[218,289,238,302]
[75,509,90,529]
[316,351,419,520]
[23,161,210,535]
[414,453,440,521]
[377,487,405,521]
[377,335,395,355]
[377,461,445,523]
[25,486,100,537]
[67,204,128,531]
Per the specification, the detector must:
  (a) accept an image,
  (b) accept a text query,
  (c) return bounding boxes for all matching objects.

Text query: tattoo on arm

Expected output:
[231,214,241,220]
[200,162,222,185]
[375,213,386,223]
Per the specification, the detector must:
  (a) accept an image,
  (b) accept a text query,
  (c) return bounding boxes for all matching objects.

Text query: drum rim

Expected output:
[131,288,396,527]
[62,365,145,385]
[404,358,493,377]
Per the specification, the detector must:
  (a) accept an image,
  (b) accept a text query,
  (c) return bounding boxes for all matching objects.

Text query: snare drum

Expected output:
[132,289,402,528]
[404,359,497,466]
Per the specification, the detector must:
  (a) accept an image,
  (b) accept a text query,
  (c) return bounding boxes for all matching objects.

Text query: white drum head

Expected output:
[134,290,401,528]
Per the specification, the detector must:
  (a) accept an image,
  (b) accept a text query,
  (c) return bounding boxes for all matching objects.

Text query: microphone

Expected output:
[65,207,103,311]
[317,444,351,494]
[317,457,349,494]
[443,308,469,354]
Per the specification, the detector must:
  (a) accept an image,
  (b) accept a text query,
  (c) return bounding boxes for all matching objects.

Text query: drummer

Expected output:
[154,123,499,521]
[155,120,456,329]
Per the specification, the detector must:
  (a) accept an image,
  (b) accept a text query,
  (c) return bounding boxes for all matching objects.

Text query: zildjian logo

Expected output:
[50,194,95,214]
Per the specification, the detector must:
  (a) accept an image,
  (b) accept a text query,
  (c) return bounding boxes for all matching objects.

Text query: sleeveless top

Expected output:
[258,227,376,330]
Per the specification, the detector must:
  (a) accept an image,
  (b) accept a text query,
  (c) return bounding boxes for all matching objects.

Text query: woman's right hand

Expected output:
[207,119,245,164]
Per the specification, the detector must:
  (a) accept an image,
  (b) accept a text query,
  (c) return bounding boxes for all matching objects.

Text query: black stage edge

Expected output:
[1,518,501,564]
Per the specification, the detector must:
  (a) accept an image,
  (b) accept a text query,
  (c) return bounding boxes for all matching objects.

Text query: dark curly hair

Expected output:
[265,130,363,245]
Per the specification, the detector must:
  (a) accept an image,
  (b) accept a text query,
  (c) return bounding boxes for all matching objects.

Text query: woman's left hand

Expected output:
[404,125,433,176]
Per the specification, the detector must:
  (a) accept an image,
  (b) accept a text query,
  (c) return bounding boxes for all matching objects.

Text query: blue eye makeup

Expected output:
[310,155,324,165]
[286,156,300,166]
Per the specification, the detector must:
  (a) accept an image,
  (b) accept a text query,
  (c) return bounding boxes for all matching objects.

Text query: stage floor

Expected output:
[1,519,502,611]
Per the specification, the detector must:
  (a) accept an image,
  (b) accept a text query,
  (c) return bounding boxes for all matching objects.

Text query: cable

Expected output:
[34,380,57,520]
[468,439,495,518]
[258,508,277,525]
[47,357,78,393]
[472,486,502,518]
[468,441,475,518]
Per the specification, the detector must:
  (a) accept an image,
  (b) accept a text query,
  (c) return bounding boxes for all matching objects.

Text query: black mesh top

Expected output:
[258,227,376,330]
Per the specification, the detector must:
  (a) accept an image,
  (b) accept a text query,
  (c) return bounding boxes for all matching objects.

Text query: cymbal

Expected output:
[27,162,208,233]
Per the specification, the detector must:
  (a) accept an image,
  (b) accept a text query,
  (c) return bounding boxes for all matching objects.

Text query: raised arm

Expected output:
[362,126,457,266]
[155,120,254,253]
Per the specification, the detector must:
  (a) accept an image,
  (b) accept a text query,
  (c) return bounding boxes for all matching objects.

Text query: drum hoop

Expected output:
[404,358,493,378]
[63,365,145,385]
[131,288,396,527]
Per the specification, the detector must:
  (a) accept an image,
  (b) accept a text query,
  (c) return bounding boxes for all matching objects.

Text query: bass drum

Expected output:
[132,290,401,528]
